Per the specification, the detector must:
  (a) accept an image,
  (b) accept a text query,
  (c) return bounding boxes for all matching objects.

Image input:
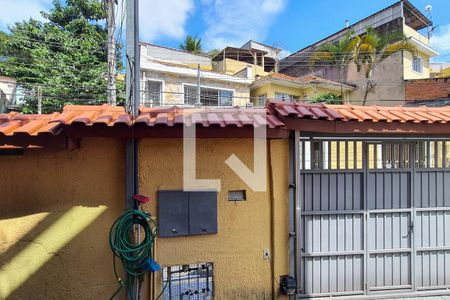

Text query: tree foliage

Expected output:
[355,27,417,103]
[312,26,417,104]
[310,92,342,104]
[0,0,123,113]
[311,30,358,98]
[179,35,203,54]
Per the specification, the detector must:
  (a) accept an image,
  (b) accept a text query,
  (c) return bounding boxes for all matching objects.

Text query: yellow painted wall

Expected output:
[139,138,290,299]
[0,137,290,300]
[213,58,267,77]
[403,50,431,80]
[0,138,125,299]
[251,82,349,103]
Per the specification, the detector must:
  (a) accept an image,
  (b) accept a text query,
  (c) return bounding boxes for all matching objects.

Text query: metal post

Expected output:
[125,0,140,298]
[37,86,42,114]
[107,0,117,105]
[196,64,201,106]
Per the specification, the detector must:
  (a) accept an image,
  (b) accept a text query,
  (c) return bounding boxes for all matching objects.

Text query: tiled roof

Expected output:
[137,106,284,128]
[0,105,130,138]
[269,101,450,123]
[3,101,450,148]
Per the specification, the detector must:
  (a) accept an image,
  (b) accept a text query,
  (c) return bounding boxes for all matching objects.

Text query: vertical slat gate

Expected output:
[299,138,450,298]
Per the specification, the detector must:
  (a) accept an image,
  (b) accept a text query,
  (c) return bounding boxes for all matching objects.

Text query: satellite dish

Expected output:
[425,5,432,13]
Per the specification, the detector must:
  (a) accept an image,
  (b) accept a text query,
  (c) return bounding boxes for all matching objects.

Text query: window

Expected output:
[256,94,267,107]
[144,80,162,106]
[413,56,423,73]
[275,93,300,102]
[184,85,233,106]
[162,263,213,300]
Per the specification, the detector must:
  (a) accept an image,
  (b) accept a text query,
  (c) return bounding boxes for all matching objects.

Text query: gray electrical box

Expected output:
[158,190,218,238]
[158,191,189,237]
[189,191,217,235]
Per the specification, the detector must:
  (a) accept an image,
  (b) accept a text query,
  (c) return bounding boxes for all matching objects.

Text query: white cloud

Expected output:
[138,0,194,42]
[430,23,450,62]
[201,0,286,49]
[0,0,52,31]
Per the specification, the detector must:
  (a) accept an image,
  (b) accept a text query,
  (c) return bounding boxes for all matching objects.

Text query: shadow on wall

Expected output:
[0,138,125,299]
[0,206,118,299]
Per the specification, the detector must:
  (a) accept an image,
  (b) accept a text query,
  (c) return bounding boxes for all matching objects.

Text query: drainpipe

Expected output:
[288,131,301,297]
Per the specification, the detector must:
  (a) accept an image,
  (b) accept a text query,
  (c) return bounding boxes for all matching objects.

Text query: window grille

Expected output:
[162,262,213,300]
[144,80,162,106]
[413,56,423,73]
[299,140,363,170]
[275,93,300,102]
[184,86,233,106]
[256,94,267,107]
[367,142,410,169]
[415,141,450,168]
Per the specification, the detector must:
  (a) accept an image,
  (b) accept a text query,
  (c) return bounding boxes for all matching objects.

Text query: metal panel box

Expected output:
[158,191,189,237]
[189,191,218,235]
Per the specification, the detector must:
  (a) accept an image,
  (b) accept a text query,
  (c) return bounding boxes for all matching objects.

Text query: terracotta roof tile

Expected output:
[268,100,450,124]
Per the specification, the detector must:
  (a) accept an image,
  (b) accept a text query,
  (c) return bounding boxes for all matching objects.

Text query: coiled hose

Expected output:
[109,209,157,299]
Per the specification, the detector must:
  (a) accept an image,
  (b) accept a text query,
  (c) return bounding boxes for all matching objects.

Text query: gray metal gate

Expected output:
[298,138,450,298]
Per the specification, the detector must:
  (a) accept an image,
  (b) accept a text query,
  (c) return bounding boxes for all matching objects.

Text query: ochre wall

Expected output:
[0,138,125,299]
[139,138,290,299]
[0,137,290,300]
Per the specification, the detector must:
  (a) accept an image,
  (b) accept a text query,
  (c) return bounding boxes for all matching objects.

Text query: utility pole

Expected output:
[125,0,140,211]
[125,0,141,298]
[107,0,117,105]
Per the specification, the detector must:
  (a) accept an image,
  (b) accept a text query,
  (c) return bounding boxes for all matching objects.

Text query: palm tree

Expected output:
[311,30,359,99]
[355,27,417,104]
[179,35,203,54]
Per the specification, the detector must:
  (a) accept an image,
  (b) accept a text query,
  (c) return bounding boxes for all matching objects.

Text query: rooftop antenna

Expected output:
[425,4,435,39]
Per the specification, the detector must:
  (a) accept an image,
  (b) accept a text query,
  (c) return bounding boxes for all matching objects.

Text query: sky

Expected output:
[0,0,449,62]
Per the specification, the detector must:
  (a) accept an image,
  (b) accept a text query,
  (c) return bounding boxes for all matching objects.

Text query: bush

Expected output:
[310,92,342,104]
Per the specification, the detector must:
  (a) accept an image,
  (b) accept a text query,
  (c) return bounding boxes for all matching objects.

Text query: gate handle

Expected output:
[403,224,414,238]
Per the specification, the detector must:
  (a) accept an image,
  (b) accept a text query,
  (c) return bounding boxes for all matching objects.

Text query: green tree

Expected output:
[0,0,123,113]
[207,48,221,58]
[355,27,416,104]
[179,35,203,54]
[311,30,359,99]
[310,92,342,104]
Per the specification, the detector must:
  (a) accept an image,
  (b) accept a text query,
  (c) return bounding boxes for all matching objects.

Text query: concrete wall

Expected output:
[141,71,251,107]
[282,54,405,105]
[0,137,291,299]
[346,54,405,104]
[141,44,212,71]
[0,138,125,299]
[213,58,267,78]
[139,138,290,299]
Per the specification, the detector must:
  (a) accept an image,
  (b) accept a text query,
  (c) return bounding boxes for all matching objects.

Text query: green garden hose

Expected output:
[109,209,157,299]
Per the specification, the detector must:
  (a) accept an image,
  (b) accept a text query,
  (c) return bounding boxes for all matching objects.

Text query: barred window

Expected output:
[413,56,423,73]
[184,85,233,106]
[144,80,162,106]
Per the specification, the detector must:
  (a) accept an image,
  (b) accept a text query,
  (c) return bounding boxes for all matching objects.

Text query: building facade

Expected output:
[279,0,440,104]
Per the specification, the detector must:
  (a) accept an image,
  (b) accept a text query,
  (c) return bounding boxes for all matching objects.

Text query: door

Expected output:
[366,142,413,292]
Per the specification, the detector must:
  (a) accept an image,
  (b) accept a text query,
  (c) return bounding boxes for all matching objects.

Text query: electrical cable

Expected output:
[109,209,157,300]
